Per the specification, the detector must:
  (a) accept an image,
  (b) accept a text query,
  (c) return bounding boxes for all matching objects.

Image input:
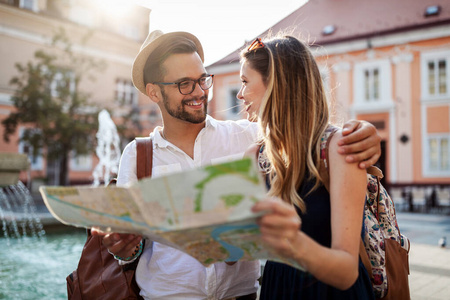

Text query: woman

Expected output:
[238,35,375,299]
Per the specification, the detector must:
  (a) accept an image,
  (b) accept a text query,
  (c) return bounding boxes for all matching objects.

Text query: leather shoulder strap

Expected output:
[135,137,153,179]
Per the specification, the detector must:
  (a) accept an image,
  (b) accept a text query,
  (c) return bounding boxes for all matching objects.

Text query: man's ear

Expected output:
[146,83,161,104]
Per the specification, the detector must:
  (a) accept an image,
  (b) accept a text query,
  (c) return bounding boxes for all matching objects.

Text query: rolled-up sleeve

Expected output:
[116,140,138,187]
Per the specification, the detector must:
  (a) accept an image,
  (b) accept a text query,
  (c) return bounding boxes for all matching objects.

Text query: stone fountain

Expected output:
[0,152,45,241]
[0,152,29,187]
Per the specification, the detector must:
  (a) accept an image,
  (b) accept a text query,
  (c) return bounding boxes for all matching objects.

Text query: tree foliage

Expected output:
[2,28,106,185]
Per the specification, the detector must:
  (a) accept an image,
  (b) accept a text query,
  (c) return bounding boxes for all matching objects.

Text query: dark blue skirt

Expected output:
[260,259,375,300]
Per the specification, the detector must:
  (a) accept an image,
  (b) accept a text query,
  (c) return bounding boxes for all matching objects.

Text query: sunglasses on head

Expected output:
[247,38,265,52]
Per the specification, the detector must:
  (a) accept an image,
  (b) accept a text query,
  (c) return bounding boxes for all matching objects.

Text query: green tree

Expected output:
[2,29,105,186]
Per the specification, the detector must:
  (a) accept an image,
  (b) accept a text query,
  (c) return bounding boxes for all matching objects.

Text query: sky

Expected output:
[134,0,308,66]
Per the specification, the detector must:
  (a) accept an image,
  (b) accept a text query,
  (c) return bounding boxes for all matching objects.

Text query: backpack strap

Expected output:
[318,125,339,191]
[135,137,153,179]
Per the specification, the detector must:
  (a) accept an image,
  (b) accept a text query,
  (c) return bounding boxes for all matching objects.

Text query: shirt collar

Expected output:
[205,115,217,129]
[151,125,167,148]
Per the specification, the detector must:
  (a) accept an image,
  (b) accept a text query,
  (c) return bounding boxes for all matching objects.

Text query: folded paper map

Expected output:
[40,157,304,270]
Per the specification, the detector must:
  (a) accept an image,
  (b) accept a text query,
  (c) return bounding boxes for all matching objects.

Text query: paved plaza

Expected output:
[396,212,450,300]
[409,243,450,300]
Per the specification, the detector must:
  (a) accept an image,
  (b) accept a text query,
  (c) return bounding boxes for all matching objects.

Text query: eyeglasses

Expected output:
[153,74,214,95]
[247,38,265,52]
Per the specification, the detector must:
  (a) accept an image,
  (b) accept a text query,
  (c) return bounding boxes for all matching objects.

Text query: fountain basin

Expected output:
[0,153,30,186]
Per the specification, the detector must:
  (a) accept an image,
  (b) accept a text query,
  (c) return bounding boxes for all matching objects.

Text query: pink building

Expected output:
[207,0,450,210]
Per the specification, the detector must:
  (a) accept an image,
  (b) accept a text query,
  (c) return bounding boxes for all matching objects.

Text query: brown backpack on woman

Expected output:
[66,137,152,300]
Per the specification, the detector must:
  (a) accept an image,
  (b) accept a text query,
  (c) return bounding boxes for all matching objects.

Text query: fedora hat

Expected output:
[132,30,204,95]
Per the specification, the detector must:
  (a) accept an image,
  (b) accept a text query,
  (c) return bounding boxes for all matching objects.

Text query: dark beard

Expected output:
[161,88,207,124]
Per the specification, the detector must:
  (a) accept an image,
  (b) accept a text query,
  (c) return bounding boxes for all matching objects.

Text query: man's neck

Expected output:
[161,117,207,159]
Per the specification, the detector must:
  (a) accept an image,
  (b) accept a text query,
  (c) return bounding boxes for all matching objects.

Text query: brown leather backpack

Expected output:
[67,137,152,300]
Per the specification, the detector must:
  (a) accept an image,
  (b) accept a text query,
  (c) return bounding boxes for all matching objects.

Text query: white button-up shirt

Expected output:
[116,116,260,300]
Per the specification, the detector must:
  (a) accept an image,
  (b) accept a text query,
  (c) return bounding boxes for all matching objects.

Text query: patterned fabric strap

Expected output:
[319,125,339,169]
[318,125,339,192]
[257,144,271,174]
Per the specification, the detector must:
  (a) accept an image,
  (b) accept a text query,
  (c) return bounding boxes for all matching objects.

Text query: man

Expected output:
[94,30,381,300]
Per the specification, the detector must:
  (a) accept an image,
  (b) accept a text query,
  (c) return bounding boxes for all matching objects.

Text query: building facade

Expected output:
[207,0,450,209]
[0,0,160,186]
